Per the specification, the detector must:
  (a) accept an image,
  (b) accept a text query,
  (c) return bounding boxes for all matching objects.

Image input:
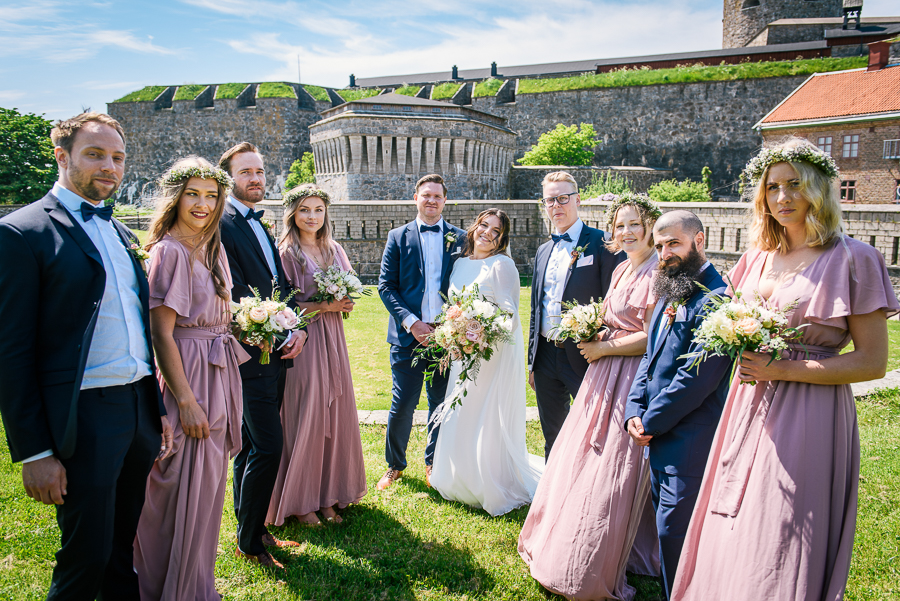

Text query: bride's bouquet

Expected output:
[550,298,605,343]
[679,280,804,385]
[230,286,314,364]
[310,264,372,319]
[415,284,514,408]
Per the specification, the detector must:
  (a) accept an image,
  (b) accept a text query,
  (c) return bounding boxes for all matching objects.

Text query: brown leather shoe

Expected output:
[261,531,300,548]
[234,546,285,569]
[376,468,403,491]
[425,465,433,488]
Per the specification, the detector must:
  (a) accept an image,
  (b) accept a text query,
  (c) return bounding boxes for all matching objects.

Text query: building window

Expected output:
[817,136,833,155]
[885,139,900,159]
[840,180,856,202]
[842,134,859,158]
[431,108,441,113]
[741,0,760,8]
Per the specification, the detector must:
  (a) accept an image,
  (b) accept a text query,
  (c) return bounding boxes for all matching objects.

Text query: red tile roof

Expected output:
[760,65,900,125]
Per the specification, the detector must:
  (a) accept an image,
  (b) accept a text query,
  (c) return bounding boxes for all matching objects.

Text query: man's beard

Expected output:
[653,244,705,303]
[233,181,264,204]
[68,164,118,202]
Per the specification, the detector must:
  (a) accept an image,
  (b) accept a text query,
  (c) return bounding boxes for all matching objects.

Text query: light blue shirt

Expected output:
[403,217,447,330]
[53,183,152,389]
[229,196,278,282]
[541,218,585,339]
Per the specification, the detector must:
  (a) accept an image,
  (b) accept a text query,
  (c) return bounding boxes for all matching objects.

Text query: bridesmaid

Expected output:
[519,194,662,600]
[135,157,250,600]
[266,184,367,527]
[672,138,900,600]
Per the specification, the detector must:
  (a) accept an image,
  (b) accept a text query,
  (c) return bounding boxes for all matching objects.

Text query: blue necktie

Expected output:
[551,232,572,244]
[420,224,441,233]
[80,202,114,222]
[245,208,265,221]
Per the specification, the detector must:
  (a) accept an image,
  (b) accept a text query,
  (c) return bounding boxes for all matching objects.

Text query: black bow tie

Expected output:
[420,224,441,233]
[80,202,114,222]
[245,208,265,222]
[551,232,572,244]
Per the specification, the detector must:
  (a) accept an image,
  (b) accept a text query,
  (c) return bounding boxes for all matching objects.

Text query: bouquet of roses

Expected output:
[550,298,605,343]
[415,284,514,408]
[679,279,804,385]
[310,264,372,319]
[230,286,314,364]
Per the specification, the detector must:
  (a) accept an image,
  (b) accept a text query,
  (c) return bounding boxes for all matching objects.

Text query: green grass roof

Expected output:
[394,85,421,97]
[215,83,249,99]
[431,82,461,100]
[257,82,297,98]
[173,84,207,101]
[113,86,169,103]
[303,85,330,102]
[473,78,504,98]
[338,89,381,102]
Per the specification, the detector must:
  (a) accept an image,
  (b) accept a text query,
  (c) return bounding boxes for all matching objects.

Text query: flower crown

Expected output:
[160,165,233,190]
[741,144,839,186]
[282,186,331,207]
[605,193,662,232]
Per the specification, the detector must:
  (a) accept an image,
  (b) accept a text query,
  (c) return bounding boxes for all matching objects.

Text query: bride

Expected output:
[429,209,544,516]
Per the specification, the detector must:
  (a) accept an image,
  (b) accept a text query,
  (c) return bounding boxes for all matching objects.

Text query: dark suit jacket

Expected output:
[0,192,164,463]
[220,201,300,379]
[378,220,466,349]
[624,264,732,477]
[527,223,624,376]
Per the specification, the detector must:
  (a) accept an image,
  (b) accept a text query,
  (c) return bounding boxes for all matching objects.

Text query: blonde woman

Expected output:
[672,138,900,600]
[266,184,366,527]
[134,157,250,600]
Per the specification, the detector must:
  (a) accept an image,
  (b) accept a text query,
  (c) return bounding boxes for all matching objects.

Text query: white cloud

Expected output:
[0,90,26,102]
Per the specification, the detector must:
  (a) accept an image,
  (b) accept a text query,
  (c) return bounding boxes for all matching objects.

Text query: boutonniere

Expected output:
[664,300,685,327]
[128,242,150,262]
[261,218,274,233]
[445,231,458,251]
[569,244,587,267]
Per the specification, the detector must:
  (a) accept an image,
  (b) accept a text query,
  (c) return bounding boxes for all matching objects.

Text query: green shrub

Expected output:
[303,85,329,102]
[114,86,169,102]
[431,82,461,100]
[0,108,57,204]
[285,152,316,189]
[338,89,381,102]
[518,123,599,167]
[395,85,421,97]
[257,82,296,98]
[648,179,710,203]
[215,83,248,99]
[173,84,206,101]
[582,171,632,199]
[473,78,504,98]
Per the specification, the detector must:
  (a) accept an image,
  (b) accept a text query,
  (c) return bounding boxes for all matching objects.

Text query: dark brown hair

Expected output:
[463,208,511,258]
[51,112,125,153]
[219,142,261,175]
[415,173,447,196]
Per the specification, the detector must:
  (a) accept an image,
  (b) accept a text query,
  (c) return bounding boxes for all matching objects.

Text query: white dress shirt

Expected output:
[540,218,585,339]
[229,196,278,282]
[402,217,446,331]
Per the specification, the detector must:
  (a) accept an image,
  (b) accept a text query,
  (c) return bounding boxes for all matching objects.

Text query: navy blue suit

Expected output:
[378,219,465,470]
[624,264,732,599]
[528,223,623,458]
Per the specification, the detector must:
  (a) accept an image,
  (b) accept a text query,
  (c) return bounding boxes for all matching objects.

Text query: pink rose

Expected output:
[326,283,340,295]
[249,307,268,323]
[465,330,485,344]
[446,305,463,320]
[734,317,762,337]
[274,309,299,330]
[465,319,484,334]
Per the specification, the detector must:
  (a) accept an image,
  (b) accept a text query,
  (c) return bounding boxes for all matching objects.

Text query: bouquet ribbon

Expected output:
[710,342,837,518]
[172,326,251,458]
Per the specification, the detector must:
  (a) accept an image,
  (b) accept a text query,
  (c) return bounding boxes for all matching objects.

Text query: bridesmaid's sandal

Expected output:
[320,507,343,524]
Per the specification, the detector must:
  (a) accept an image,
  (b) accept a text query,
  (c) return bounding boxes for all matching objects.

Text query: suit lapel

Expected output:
[44,194,103,267]
[562,225,591,294]
[534,241,552,296]
[227,203,271,272]
[440,222,454,282]
[647,299,670,365]
[406,221,424,274]
[111,219,150,304]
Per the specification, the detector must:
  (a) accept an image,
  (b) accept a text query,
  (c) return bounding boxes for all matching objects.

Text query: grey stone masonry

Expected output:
[722,0,843,49]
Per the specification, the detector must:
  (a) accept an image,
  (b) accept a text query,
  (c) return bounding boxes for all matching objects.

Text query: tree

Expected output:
[0,108,57,204]
[517,123,599,167]
[285,151,316,189]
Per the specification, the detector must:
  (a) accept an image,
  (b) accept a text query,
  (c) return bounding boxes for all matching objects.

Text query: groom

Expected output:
[528,171,623,460]
[377,174,466,490]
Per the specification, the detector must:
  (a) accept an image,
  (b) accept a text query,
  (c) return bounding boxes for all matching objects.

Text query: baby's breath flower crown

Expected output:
[282,187,331,207]
[741,143,839,187]
[160,166,233,190]
[605,193,662,232]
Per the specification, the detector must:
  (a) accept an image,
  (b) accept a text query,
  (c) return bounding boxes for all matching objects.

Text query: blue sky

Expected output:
[1,0,897,122]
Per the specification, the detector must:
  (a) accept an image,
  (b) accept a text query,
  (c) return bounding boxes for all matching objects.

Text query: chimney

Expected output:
[867,40,890,71]
[452,65,459,79]
[349,74,356,87]
[491,62,498,77]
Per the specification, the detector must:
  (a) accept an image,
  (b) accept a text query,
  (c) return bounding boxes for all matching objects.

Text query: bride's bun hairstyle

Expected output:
[463,208,511,257]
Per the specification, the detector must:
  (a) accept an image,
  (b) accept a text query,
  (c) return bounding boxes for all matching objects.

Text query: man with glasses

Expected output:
[527,171,623,460]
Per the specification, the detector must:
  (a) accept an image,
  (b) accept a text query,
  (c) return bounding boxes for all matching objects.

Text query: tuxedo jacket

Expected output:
[378,220,466,349]
[527,224,624,376]
[0,192,164,463]
[220,201,299,379]
[623,264,732,477]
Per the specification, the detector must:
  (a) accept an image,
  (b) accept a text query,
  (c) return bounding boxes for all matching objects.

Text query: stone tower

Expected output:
[722,0,844,48]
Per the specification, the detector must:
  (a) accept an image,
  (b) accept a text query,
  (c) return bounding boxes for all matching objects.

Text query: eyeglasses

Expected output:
[540,192,577,207]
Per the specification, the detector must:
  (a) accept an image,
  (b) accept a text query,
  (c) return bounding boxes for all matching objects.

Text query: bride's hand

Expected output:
[577,339,607,363]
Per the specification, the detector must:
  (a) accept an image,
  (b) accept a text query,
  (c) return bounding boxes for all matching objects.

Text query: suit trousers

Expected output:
[47,376,159,601]
[650,468,702,600]
[532,336,582,460]
[233,364,286,556]
[385,344,450,471]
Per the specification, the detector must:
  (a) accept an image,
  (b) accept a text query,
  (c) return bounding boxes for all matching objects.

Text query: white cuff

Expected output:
[22,450,53,463]
[276,330,293,351]
[402,314,420,333]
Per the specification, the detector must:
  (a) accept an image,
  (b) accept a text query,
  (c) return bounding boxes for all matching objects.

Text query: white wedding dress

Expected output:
[430,253,544,516]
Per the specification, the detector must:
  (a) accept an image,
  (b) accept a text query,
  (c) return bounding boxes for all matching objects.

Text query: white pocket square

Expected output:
[576,255,594,268]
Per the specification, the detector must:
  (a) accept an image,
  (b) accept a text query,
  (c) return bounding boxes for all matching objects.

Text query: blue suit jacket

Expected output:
[378,219,466,348]
[624,263,732,477]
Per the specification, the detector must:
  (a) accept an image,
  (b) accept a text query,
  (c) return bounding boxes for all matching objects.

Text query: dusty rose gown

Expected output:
[266,242,367,525]
[519,256,661,601]
[672,237,900,601]
[135,236,249,601]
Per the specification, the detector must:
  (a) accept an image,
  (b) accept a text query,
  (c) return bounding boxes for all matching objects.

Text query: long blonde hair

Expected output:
[279,184,335,278]
[146,156,230,300]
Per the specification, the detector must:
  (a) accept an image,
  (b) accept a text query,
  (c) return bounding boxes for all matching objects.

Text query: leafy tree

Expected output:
[285,151,316,189]
[0,108,57,204]
[517,123,599,167]
[647,179,711,203]
[581,171,632,199]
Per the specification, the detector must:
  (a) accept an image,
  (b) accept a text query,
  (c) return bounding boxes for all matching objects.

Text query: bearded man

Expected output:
[623,210,732,600]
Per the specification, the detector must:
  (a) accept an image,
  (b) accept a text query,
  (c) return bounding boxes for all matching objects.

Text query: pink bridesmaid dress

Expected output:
[135,236,249,601]
[266,242,367,525]
[672,237,900,601]
[519,256,661,600]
